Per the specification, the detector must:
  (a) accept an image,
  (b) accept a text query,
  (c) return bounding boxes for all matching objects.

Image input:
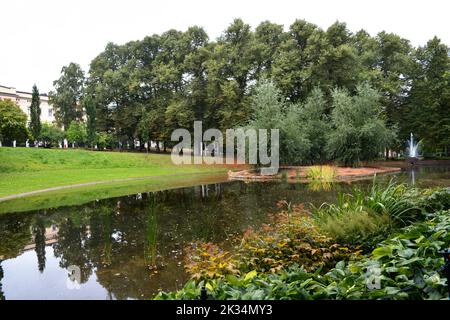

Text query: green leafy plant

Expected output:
[237,209,351,273]
[312,180,427,248]
[423,187,450,211]
[363,179,424,225]
[157,209,450,300]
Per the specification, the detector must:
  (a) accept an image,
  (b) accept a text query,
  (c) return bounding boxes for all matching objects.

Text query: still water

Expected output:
[0,165,449,300]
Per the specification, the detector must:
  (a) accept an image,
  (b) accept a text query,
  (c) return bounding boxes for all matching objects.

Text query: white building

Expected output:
[0,84,55,123]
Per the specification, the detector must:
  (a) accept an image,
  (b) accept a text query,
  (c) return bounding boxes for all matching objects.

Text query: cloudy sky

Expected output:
[1,0,449,93]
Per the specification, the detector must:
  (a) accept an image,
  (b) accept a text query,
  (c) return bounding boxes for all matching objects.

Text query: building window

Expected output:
[48,108,53,117]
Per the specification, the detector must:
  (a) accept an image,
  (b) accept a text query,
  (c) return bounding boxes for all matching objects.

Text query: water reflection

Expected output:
[307,180,334,192]
[401,165,450,187]
[0,261,4,300]
[0,166,448,299]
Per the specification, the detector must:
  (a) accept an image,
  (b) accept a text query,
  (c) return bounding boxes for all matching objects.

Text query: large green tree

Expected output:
[50,63,85,130]
[56,18,449,157]
[0,100,29,144]
[66,120,87,147]
[402,37,450,153]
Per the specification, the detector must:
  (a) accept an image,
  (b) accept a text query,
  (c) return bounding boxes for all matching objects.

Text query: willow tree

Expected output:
[326,83,395,166]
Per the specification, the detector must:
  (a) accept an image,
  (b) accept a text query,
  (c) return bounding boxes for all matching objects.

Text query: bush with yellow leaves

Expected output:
[184,242,240,281]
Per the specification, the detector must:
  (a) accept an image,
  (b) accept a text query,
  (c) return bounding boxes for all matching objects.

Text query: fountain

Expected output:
[406,133,420,165]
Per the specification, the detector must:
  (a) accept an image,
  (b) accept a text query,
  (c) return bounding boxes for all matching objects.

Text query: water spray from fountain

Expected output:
[406,133,421,165]
[407,133,419,158]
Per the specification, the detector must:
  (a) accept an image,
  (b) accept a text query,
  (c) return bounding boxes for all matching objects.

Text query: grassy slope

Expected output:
[0,147,228,198]
[0,172,228,214]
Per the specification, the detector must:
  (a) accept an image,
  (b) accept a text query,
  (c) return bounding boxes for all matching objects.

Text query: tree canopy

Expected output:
[46,18,449,158]
[0,100,29,144]
[49,63,85,130]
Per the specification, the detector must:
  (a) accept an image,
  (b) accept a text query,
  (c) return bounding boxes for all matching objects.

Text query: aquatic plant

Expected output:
[305,166,336,182]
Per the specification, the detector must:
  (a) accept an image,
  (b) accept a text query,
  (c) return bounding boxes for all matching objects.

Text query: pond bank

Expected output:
[228,166,401,181]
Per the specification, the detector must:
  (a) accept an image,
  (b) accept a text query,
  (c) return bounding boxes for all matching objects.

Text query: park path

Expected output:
[0,171,227,202]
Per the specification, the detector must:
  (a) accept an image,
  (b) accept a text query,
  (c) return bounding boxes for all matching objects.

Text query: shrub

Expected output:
[96,132,117,150]
[313,207,390,249]
[39,122,64,147]
[183,242,240,281]
[423,187,450,211]
[237,208,351,273]
[66,120,87,147]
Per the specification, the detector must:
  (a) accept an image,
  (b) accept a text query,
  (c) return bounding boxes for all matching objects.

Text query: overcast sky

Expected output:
[1,0,449,93]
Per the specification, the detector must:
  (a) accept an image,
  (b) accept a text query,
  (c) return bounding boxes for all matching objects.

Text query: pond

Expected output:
[0,165,449,300]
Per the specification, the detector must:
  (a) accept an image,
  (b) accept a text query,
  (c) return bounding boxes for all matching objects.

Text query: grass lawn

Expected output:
[0,147,230,200]
[0,172,228,214]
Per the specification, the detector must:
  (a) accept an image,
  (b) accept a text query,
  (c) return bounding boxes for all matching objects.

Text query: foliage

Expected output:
[247,80,393,165]
[237,207,352,273]
[49,62,85,130]
[157,208,450,300]
[287,88,330,163]
[181,203,351,283]
[66,121,87,146]
[28,84,41,141]
[313,206,390,249]
[363,180,424,224]
[96,132,116,150]
[39,122,64,148]
[83,95,97,148]
[402,37,450,151]
[423,187,450,212]
[184,242,240,281]
[47,19,447,155]
[0,99,29,143]
[246,81,327,165]
[312,180,425,247]
[326,83,395,166]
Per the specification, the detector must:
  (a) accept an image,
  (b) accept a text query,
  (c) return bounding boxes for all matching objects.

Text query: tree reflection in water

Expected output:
[0,261,4,300]
[33,215,47,273]
[52,213,93,284]
[144,194,158,270]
